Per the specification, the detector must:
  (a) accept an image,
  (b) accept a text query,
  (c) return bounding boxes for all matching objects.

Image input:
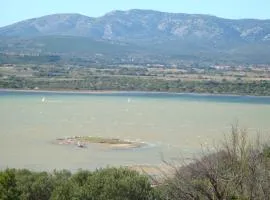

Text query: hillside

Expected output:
[1,10,270,42]
[0,9,270,64]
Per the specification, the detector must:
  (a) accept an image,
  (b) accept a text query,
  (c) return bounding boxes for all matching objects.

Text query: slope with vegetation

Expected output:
[1,9,270,64]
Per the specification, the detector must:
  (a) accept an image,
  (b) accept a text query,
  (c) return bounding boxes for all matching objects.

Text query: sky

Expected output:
[2,0,270,27]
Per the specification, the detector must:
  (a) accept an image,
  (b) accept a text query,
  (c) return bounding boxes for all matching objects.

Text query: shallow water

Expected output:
[0,91,270,171]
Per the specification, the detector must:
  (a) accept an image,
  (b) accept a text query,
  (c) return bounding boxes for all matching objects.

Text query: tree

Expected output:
[162,125,270,200]
[14,170,54,200]
[77,167,158,200]
[0,169,21,200]
[50,181,75,200]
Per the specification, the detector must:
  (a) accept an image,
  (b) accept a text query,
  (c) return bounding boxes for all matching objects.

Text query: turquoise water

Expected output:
[0,91,270,171]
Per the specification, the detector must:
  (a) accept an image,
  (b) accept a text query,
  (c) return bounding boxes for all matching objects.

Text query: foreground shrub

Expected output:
[0,169,20,200]
[76,168,158,200]
[161,125,270,200]
[0,167,159,200]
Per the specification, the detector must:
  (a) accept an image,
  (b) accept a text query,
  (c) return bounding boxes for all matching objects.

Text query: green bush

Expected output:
[0,169,21,200]
[0,167,159,200]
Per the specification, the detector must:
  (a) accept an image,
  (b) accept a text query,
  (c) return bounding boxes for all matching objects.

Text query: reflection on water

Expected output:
[0,91,270,171]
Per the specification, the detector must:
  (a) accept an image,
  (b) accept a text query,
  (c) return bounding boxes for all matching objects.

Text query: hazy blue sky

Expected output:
[2,0,270,26]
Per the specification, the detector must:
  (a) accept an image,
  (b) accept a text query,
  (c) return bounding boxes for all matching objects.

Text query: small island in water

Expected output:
[55,136,147,150]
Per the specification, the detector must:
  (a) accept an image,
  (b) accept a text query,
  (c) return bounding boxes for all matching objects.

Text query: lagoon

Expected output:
[0,90,270,171]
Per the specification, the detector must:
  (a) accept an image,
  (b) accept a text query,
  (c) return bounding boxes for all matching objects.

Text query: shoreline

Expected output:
[1,88,270,98]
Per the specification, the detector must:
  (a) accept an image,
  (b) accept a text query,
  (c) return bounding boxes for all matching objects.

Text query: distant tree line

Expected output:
[0,54,61,64]
[1,76,270,96]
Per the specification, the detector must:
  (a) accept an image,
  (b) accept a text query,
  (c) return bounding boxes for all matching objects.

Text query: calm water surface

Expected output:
[1,91,270,171]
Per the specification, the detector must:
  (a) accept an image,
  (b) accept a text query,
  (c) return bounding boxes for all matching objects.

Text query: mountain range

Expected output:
[1,9,270,64]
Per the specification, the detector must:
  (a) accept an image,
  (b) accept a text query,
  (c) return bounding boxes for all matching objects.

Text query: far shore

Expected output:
[1,88,270,98]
